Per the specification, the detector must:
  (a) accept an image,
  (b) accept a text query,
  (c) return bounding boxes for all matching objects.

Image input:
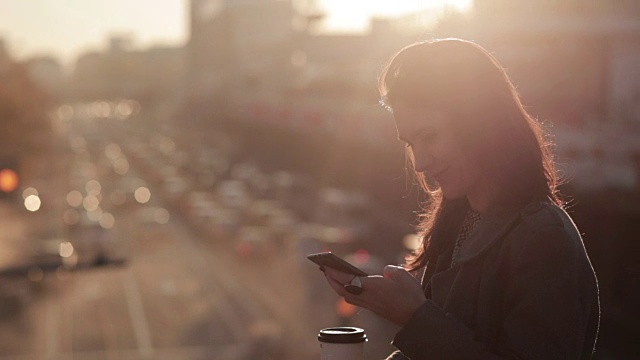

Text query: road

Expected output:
[0,202,314,359]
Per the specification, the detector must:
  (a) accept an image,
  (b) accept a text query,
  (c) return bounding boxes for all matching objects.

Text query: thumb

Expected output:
[384,265,420,285]
[383,265,407,279]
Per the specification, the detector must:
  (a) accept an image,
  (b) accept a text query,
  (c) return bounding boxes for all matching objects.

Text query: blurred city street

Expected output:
[0,115,312,359]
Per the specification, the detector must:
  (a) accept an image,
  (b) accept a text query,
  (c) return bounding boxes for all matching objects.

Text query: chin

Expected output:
[440,187,465,200]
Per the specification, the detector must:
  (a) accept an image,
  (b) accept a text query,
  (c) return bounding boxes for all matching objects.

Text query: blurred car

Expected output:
[162,175,191,200]
[66,216,124,267]
[294,222,356,254]
[0,237,68,277]
[314,187,373,240]
[233,225,275,260]
[270,171,319,221]
[186,196,241,240]
[216,180,252,210]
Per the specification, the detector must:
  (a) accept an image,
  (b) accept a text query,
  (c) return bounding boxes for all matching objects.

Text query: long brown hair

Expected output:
[378,38,562,271]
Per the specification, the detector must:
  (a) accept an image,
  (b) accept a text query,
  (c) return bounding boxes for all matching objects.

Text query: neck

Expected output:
[466,176,500,215]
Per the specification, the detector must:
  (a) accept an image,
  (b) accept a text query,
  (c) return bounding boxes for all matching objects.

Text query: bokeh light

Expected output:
[0,169,19,193]
[352,249,370,265]
[99,212,115,229]
[58,242,74,259]
[56,104,74,121]
[22,187,39,199]
[134,186,151,204]
[66,190,84,207]
[87,207,103,222]
[82,195,100,211]
[104,143,122,160]
[153,207,170,224]
[113,158,130,175]
[336,297,358,318]
[403,233,421,251]
[85,180,102,196]
[24,195,41,212]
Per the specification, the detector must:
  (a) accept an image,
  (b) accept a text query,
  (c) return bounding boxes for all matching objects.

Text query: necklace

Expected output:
[450,210,482,268]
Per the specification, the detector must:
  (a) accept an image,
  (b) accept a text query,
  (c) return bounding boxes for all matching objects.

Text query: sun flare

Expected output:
[318,0,473,33]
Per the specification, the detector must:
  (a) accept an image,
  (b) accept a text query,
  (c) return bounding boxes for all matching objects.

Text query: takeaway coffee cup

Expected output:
[318,327,367,360]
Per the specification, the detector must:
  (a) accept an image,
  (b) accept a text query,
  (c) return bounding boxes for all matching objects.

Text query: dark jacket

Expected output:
[387,201,600,360]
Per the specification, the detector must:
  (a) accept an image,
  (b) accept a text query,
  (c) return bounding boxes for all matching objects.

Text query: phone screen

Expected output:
[307,252,368,276]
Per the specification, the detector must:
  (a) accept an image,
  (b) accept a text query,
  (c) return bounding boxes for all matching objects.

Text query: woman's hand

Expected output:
[323,265,427,327]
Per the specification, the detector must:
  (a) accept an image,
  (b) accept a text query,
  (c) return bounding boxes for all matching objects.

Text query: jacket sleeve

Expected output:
[391,225,598,360]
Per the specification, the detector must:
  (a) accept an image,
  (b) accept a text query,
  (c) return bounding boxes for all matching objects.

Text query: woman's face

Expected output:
[393,103,490,208]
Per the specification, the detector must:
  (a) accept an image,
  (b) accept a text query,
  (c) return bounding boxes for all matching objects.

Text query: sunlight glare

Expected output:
[318,0,472,32]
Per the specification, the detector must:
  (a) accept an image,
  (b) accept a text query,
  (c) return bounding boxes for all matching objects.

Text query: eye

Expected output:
[419,130,437,143]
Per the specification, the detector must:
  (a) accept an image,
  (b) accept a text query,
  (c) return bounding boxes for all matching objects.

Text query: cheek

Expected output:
[457,154,482,186]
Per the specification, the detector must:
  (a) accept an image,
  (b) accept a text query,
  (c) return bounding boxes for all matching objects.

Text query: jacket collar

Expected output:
[454,203,522,264]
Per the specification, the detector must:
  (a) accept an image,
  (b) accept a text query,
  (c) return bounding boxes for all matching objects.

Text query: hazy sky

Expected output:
[0,0,187,66]
[0,0,471,67]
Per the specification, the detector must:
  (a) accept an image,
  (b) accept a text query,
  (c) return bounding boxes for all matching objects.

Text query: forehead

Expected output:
[392,104,448,138]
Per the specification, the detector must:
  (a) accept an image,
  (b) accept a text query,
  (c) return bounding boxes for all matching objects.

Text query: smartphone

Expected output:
[307,252,368,276]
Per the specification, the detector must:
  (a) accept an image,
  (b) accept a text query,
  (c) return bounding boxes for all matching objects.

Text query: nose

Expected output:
[411,149,433,173]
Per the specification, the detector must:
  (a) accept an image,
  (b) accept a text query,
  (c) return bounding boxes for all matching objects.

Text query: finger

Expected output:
[323,267,356,284]
[324,272,352,296]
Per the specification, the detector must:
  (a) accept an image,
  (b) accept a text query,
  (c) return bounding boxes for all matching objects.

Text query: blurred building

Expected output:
[188,0,298,110]
[68,35,185,104]
[474,0,640,16]
[187,0,415,144]
[295,18,411,102]
[23,56,66,99]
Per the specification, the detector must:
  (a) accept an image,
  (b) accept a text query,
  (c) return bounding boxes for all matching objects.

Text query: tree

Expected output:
[0,57,52,157]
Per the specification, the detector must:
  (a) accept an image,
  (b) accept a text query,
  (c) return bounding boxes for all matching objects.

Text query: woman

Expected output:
[321,38,600,359]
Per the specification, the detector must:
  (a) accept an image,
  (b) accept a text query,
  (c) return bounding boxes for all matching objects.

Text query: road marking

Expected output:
[181,240,257,337]
[44,298,60,357]
[96,294,119,360]
[122,272,154,358]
